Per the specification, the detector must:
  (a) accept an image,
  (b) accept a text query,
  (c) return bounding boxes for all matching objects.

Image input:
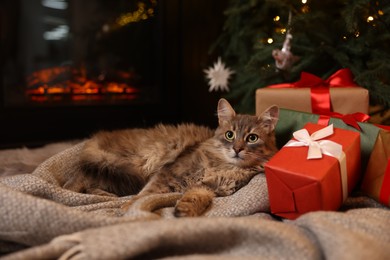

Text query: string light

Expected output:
[273,16,280,22]
[275,28,287,34]
[354,31,360,37]
[116,2,155,26]
[267,38,274,44]
[366,16,374,23]
[102,0,157,33]
[301,5,310,13]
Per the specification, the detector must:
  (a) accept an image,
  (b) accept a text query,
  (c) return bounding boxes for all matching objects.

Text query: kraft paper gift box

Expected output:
[270,108,380,173]
[265,123,361,219]
[361,129,390,207]
[256,69,369,115]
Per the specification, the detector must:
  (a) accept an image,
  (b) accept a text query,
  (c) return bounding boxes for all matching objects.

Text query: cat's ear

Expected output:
[217,98,236,124]
[259,105,279,133]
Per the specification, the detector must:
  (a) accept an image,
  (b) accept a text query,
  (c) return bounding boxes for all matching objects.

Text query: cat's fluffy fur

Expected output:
[64,99,279,217]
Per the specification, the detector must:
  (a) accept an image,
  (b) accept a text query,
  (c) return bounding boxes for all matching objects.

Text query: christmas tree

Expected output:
[212,0,390,118]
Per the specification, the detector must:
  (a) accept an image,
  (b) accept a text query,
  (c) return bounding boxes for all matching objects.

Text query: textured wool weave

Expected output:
[0,142,389,259]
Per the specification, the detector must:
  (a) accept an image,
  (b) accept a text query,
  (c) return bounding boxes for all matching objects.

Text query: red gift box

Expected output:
[265,123,361,219]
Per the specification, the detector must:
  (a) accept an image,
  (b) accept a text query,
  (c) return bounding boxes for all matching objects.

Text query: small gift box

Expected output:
[256,69,369,115]
[361,129,390,207]
[265,123,361,219]
[272,108,379,173]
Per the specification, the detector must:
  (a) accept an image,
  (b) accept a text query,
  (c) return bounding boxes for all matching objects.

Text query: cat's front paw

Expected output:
[214,179,238,196]
[174,199,199,217]
[202,175,237,196]
[174,187,214,217]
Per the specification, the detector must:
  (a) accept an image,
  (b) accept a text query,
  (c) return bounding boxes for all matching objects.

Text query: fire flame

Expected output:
[26,65,140,102]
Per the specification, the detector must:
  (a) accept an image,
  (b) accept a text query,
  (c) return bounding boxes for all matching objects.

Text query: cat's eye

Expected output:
[246,134,259,143]
[225,131,235,141]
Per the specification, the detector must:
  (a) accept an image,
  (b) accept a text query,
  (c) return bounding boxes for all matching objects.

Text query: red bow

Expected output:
[318,112,370,131]
[269,68,357,114]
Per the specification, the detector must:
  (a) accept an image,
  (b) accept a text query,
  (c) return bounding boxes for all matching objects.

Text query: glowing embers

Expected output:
[26,65,141,103]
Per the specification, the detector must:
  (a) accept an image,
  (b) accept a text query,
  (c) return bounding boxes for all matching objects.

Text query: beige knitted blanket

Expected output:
[0,142,390,259]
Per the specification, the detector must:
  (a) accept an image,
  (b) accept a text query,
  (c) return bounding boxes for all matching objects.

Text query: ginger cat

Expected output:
[65,99,279,217]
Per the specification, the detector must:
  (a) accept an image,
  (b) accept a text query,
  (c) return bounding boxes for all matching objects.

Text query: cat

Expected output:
[64,98,279,217]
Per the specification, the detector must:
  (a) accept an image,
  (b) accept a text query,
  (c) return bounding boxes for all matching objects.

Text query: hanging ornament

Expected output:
[272,11,300,72]
[204,57,234,92]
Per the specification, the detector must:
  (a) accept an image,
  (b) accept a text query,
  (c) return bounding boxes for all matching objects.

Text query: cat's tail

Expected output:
[78,140,146,197]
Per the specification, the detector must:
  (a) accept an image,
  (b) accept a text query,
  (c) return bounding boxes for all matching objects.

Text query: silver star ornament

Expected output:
[204,57,234,92]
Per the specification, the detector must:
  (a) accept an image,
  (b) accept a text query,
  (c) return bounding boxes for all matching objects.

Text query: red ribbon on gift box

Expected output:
[318,112,370,131]
[379,159,390,205]
[376,124,390,131]
[269,68,358,114]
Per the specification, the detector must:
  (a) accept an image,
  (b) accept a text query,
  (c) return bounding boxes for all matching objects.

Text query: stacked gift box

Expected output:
[255,68,390,219]
[256,68,369,116]
[361,129,390,207]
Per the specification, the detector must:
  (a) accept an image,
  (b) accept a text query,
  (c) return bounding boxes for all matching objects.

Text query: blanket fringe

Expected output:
[53,234,84,260]
[1,234,81,260]
[58,245,84,260]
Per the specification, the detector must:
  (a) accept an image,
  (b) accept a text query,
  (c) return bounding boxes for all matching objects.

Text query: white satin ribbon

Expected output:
[284,124,348,201]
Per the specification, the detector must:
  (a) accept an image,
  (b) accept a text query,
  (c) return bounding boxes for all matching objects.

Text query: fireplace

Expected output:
[0,0,181,148]
[4,0,163,107]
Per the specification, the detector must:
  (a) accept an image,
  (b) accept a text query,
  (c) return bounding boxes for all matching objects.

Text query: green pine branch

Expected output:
[213,0,390,114]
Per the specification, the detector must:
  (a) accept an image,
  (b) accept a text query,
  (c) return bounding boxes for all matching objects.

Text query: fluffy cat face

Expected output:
[215,99,279,168]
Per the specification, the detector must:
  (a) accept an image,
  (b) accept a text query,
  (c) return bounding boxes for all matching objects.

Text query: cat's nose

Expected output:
[233,147,243,154]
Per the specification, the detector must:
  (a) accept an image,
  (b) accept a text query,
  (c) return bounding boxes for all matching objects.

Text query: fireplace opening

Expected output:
[25,65,141,104]
[0,0,181,148]
[2,0,162,107]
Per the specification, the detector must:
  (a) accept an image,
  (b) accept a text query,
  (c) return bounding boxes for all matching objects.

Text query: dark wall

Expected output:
[179,0,228,128]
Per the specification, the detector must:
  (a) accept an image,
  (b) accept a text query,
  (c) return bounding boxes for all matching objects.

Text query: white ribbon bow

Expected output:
[284,124,348,201]
[285,124,342,160]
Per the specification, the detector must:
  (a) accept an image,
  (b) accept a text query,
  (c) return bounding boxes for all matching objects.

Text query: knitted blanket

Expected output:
[0,142,389,259]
